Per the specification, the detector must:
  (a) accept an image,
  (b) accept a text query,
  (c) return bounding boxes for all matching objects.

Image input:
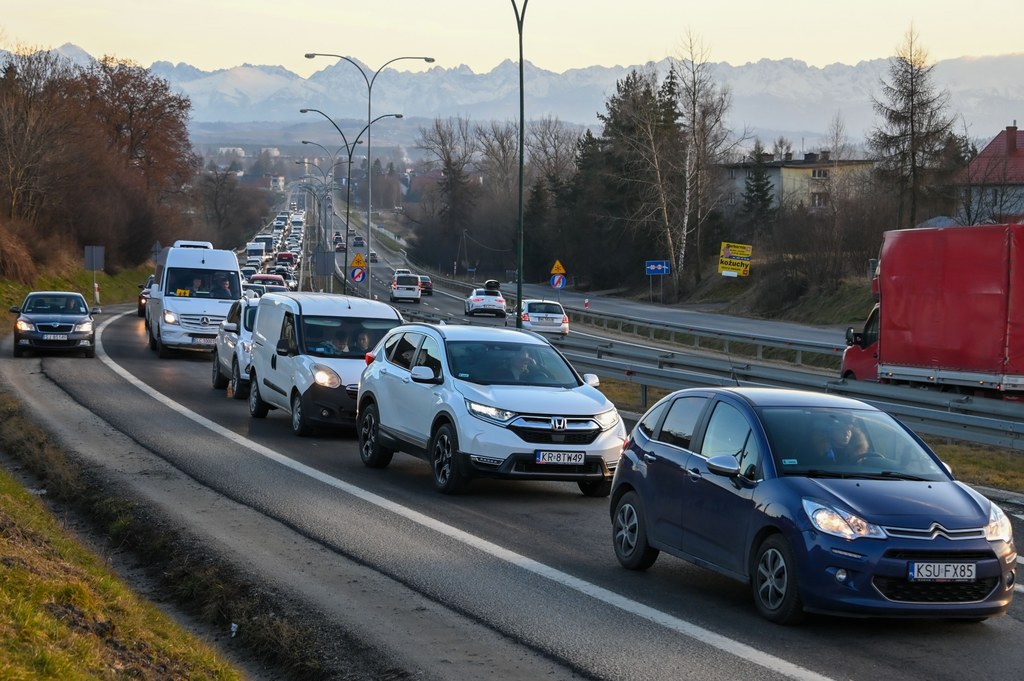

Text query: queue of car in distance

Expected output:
[10,291,100,358]
[356,323,625,496]
[610,386,1017,624]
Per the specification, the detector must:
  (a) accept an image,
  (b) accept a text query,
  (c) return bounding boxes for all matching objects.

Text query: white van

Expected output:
[248,292,403,435]
[146,240,242,358]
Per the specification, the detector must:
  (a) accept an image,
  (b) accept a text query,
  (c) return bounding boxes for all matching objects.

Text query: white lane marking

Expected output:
[97,312,828,681]
[1014,513,1024,521]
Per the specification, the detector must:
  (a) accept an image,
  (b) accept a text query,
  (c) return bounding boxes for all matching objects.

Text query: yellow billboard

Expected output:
[718,242,751,277]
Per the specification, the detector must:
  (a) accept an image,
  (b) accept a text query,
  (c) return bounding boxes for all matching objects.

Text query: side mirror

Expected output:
[221,321,238,332]
[90,307,102,315]
[583,373,600,388]
[275,338,292,356]
[410,365,441,384]
[706,455,741,478]
[845,326,856,346]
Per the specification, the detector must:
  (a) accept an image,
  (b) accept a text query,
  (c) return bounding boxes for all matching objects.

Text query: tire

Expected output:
[358,401,393,468]
[578,479,612,498]
[83,347,96,359]
[230,360,248,399]
[137,303,145,317]
[248,373,269,418]
[752,535,804,624]
[12,345,24,358]
[212,353,228,389]
[290,391,312,436]
[157,334,171,358]
[148,326,157,351]
[430,422,468,494]
[612,491,660,570]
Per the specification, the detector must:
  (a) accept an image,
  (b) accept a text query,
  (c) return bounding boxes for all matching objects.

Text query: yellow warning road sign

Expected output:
[351,253,366,267]
[551,259,566,274]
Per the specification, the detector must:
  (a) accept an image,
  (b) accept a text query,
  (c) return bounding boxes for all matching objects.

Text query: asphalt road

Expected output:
[3,282,1022,680]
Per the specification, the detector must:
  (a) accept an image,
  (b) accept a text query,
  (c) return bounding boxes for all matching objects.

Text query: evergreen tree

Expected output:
[741,140,775,236]
[869,27,954,228]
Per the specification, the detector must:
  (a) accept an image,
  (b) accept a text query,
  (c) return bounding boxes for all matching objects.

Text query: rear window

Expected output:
[395,275,419,286]
[527,302,563,314]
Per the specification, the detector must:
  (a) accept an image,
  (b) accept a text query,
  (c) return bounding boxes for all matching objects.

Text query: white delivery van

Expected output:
[146,240,242,358]
[248,292,402,435]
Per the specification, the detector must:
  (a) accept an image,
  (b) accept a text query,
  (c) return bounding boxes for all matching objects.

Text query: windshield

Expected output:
[164,268,240,299]
[23,294,88,315]
[446,341,579,387]
[760,407,950,480]
[301,317,399,358]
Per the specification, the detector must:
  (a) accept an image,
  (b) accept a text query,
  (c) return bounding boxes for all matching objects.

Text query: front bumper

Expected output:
[300,383,359,427]
[15,331,95,353]
[794,529,1016,618]
[456,416,626,482]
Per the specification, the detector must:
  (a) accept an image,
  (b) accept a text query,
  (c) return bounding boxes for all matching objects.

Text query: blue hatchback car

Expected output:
[610,387,1016,624]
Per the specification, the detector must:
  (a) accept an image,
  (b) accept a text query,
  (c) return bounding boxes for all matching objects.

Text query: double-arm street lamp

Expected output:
[300,106,405,297]
[301,138,363,293]
[304,53,434,299]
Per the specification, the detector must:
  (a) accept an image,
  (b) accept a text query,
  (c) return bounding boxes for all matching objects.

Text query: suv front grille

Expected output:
[507,415,600,445]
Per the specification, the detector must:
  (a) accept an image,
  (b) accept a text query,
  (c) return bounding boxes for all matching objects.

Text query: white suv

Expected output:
[212,294,260,399]
[356,324,626,495]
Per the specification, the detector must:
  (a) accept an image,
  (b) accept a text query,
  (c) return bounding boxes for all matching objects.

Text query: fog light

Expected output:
[321,409,330,417]
[835,569,849,584]
[1007,569,1016,589]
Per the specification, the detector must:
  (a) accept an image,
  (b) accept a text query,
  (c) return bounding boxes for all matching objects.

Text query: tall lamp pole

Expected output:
[298,142,337,290]
[305,53,434,299]
[302,138,359,293]
[295,165,333,291]
[511,1,529,328]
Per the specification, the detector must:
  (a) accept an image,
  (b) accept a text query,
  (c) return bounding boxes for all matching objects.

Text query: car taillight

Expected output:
[621,435,631,454]
[521,312,530,321]
[562,315,568,323]
[496,298,505,305]
[365,352,375,365]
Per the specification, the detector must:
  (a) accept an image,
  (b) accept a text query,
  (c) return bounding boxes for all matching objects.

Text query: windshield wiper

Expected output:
[800,469,851,479]
[876,471,928,481]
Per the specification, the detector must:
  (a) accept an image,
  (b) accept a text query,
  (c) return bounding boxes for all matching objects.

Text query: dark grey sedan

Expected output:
[10,291,100,358]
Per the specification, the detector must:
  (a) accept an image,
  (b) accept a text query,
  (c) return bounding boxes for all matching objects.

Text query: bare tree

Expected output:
[526,115,580,186]
[475,119,519,204]
[674,31,741,285]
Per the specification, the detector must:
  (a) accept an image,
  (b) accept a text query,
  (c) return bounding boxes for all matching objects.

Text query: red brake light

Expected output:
[521,312,530,321]
[364,352,375,365]
[562,315,569,323]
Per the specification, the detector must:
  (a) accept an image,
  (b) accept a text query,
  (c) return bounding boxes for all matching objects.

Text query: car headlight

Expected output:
[74,321,93,333]
[594,408,621,430]
[985,502,1013,543]
[15,320,35,332]
[162,310,179,325]
[803,498,886,540]
[311,363,341,388]
[466,399,517,424]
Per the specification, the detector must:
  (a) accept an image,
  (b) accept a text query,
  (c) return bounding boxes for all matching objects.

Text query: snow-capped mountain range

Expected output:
[23,44,1024,149]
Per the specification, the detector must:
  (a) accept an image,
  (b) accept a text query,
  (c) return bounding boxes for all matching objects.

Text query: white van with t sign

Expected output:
[146,240,242,358]
[248,292,402,435]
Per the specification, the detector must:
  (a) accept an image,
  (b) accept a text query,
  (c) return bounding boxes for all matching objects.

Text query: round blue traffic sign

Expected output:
[550,274,566,289]
[350,267,366,282]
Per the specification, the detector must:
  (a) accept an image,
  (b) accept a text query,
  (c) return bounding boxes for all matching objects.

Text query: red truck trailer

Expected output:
[842,223,1024,398]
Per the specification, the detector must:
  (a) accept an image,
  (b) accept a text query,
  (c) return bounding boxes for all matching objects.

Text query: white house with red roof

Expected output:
[957,123,1024,224]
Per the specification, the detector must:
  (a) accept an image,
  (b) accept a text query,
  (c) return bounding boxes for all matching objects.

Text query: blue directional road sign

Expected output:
[645,260,671,275]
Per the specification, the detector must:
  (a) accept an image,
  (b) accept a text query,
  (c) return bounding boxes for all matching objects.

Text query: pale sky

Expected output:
[3,0,1021,77]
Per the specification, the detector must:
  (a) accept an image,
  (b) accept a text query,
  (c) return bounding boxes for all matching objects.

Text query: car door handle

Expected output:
[642,453,658,462]
[687,467,703,481]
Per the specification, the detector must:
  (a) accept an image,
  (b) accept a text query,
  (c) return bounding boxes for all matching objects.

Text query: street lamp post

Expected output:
[302,139,359,293]
[305,53,434,299]
[300,108,403,298]
[511,1,529,328]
